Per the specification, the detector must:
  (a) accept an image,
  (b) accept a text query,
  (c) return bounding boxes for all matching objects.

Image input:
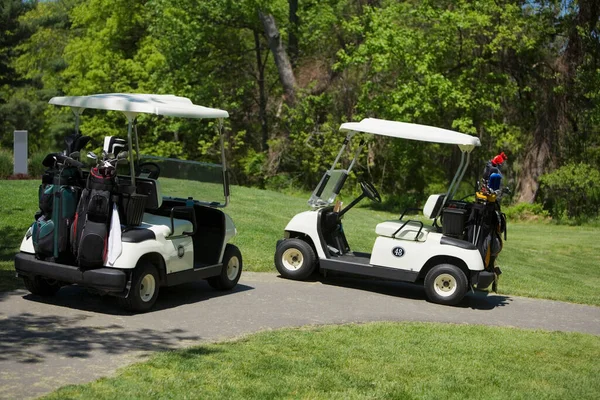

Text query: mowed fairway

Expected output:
[1,179,599,305]
[42,322,600,400]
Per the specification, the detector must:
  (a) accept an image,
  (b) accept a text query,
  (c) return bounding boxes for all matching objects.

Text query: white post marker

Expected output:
[13,130,28,175]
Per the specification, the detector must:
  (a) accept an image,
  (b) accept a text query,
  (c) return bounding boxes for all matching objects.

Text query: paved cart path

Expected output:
[0,272,599,399]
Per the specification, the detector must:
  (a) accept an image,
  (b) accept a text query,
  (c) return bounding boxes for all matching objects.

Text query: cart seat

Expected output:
[139,213,194,238]
[376,220,428,241]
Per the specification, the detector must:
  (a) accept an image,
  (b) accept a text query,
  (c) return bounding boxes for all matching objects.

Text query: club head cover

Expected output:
[74,135,92,152]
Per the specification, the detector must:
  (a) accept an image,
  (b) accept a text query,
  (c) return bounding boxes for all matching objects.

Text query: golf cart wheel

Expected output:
[208,244,243,290]
[274,238,316,280]
[118,262,159,312]
[22,276,61,296]
[424,264,468,306]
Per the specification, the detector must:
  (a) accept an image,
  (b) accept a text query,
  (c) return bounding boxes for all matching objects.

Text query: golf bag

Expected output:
[72,167,115,268]
[466,202,506,271]
[72,137,126,268]
[32,153,84,261]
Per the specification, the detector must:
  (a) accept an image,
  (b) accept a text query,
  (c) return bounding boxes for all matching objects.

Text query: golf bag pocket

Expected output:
[77,220,108,268]
[73,189,111,268]
[32,218,55,259]
[38,184,54,216]
[87,190,111,221]
[71,188,90,256]
[52,185,79,256]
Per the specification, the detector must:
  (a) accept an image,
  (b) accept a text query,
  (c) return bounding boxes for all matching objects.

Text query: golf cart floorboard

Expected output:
[165,263,222,286]
[320,252,419,283]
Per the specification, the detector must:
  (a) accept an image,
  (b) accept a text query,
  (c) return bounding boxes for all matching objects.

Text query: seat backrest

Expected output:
[423,194,446,219]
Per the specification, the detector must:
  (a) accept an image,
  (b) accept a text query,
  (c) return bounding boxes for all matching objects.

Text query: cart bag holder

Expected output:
[119,185,147,226]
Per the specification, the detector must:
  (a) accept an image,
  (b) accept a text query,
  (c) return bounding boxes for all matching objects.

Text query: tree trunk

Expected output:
[517,68,565,203]
[288,0,299,67]
[258,11,297,176]
[258,11,296,106]
[517,127,553,203]
[254,30,269,152]
[517,1,598,202]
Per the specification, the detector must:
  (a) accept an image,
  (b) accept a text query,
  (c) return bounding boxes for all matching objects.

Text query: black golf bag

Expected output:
[32,153,84,261]
[72,167,116,269]
[466,201,506,271]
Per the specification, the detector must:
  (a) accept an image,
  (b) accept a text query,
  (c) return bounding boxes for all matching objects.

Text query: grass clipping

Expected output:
[44,322,599,399]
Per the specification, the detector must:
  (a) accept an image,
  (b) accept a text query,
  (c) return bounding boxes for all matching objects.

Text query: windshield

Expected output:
[139,155,227,207]
[308,169,348,207]
[307,132,364,208]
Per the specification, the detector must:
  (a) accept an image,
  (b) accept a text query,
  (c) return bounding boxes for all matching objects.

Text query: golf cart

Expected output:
[275,118,507,305]
[15,93,242,312]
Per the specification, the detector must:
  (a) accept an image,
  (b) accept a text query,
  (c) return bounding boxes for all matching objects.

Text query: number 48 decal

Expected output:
[392,246,405,257]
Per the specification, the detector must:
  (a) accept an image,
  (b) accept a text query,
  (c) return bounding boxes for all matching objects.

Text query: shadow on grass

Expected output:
[20,281,254,315]
[0,225,27,293]
[0,311,210,364]
[0,225,26,262]
[0,268,22,293]
[317,273,511,310]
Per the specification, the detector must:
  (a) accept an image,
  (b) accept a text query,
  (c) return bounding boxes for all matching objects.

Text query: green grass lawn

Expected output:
[1,179,599,305]
[42,322,600,400]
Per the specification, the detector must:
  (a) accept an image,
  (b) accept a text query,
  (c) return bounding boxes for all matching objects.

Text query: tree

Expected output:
[517,0,600,202]
[0,0,39,149]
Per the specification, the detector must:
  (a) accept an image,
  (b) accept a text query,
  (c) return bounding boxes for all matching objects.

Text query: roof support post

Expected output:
[435,150,465,219]
[134,119,140,166]
[125,115,136,187]
[218,118,229,208]
[71,107,84,135]
[449,150,471,200]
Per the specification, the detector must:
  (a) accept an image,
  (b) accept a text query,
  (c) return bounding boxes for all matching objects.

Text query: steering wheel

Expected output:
[137,162,161,179]
[360,181,382,203]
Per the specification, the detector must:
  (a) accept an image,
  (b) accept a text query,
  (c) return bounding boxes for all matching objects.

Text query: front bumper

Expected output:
[471,270,496,290]
[15,252,127,294]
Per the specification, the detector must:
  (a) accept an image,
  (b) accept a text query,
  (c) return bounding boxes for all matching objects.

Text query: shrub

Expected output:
[29,151,49,178]
[503,202,549,221]
[538,163,600,221]
[0,150,13,178]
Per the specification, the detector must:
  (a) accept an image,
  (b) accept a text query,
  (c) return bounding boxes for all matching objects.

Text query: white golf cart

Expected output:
[15,93,242,312]
[275,118,502,306]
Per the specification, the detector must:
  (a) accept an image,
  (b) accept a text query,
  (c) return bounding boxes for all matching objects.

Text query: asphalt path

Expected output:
[0,272,599,399]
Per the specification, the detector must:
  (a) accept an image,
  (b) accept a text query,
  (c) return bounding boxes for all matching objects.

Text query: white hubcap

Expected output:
[139,274,156,302]
[433,273,457,297]
[282,248,303,271]
[226,256,240,281]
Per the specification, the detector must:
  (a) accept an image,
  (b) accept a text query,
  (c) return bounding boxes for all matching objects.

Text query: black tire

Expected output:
[118,262,160,312]
[424,264,468,306]
[22,276,61,296]
[207,244,243,290]
[274,238,316,280]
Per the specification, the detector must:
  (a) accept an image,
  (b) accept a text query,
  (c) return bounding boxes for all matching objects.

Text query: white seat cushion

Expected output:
[141,213,194,237]
[375,220,428,241]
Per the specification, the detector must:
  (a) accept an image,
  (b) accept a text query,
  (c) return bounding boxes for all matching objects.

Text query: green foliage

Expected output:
[0,150,12,178]
[503,202,549,221]
[1,0,599,205]
[28,151,50,178]
[539,163,600,221]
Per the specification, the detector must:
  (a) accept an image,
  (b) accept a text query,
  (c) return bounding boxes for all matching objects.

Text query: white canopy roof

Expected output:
[340,118,480,147]
[49,93,229,119]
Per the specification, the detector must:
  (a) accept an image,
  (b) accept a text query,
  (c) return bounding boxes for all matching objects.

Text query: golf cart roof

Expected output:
[49,93,229,119]
[340,118,480,147]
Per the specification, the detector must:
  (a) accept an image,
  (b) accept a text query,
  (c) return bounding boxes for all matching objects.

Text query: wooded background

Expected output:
[1,0,599,217]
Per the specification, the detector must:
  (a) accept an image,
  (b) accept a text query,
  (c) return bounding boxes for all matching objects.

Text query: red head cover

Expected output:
[491,152,507,166]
